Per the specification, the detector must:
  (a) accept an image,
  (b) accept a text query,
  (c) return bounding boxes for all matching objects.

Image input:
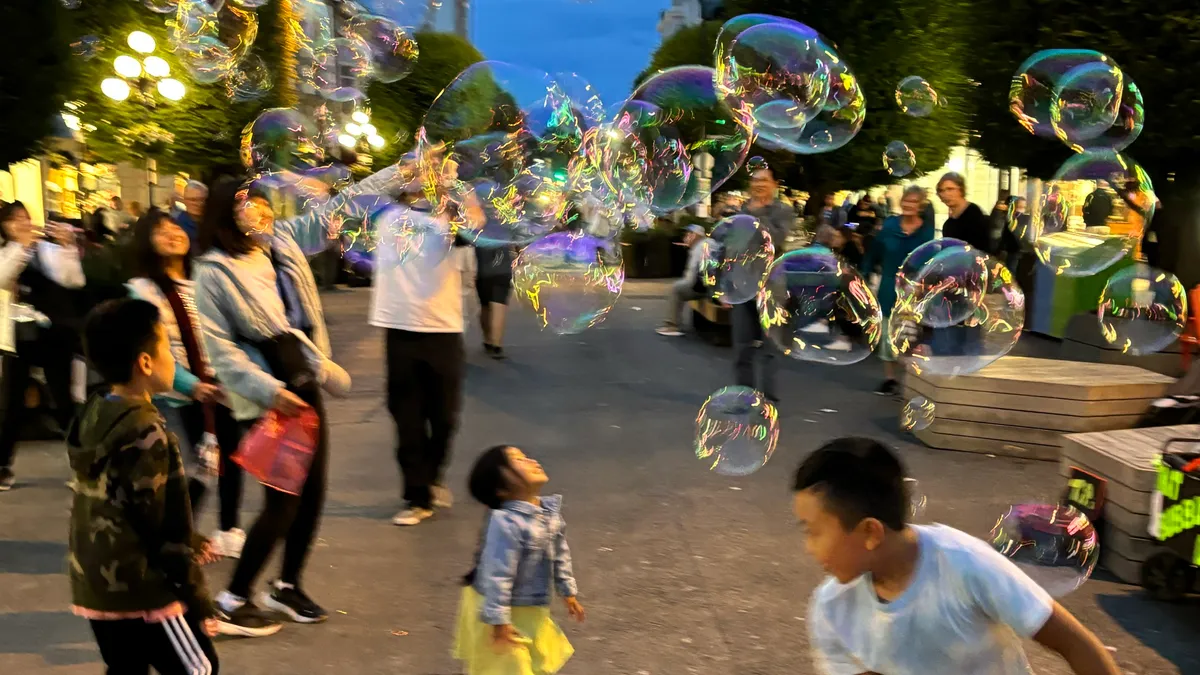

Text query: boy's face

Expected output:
[135,323,175,394]
[794,488,885,584]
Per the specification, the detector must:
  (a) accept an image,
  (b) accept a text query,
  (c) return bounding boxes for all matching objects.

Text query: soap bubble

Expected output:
[1097,264,1187,356]
[890,256,1024,377]
[467,177,561,248]
[901,396,935,432]
[896,239,989,329]
[245,171,333,242]
[754,39,865,155]
[330,193,394,254]
[695,386,779,477]
[707,214,775,305]
[1009,49,1118,141]
[883,141,916,177]
[1025,150,1155,276]
[230,0,270,7]
[225,54,273,101]
[717,20,831,133]
[1050,61,1123,147]
[747,156,769,173]
[758,246,882,366]
[903,477,928,519]
[291,0,334,52]
[895,76,939,117]
[306,37,372,101]
[511,231,624,335]
[370,202,455,268]
[176,36,236,84]
[343,13,418,83]
[240,108,321,173]
[989,504,1099,597]
[1058,75,1143,153]
[600,65,751,215]
[70,35,102,60]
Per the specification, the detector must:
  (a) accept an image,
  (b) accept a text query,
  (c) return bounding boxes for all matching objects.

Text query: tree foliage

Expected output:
[0,1,76,166]
[365,31,485,166]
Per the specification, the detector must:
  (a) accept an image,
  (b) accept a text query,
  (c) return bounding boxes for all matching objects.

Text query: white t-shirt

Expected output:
[368,206,464,333]
[809,524,1053,675]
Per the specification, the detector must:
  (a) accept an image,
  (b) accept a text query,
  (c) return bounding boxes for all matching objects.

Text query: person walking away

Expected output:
[0,202,86,491]
[475,236,516,358]
[371,169,483,527]
[173,180,208,246]
[194,176,351,635]
[453,445,584,675]
[937,172,990,252]
[721,166,792,402]
[70,299,219,674]
[859,186,934,396]
[103,196,136,239]
[656,224,708,337]
[127,210,245,558]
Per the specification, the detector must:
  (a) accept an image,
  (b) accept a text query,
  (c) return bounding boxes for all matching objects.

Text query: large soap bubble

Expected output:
[890,256,1024,377]
[717,20,831,134]
[240,108,322,173]
[695,385,780,477]
[511,231,624,335]
[1098,264,1187,356]
[1057,75,1143,153]
[1010,49,1118,140]
[758,246,882,365]
[600,65,750,215]
[225,53,272,101]
[895,76,939,117]
[1050,61,1123,146]
[896,239,989,329]
[306,36,373,101]
[1024,150,1155,277]
[989,504,1099,598]
[343,13,418,83]
[753,39,865,155]
[706,214,775,305]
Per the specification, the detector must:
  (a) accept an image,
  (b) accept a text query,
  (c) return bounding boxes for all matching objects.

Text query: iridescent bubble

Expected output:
[758,246,882,365]
[240,108,321,173]
[889,256,1024,377]
[707,214,775,305]
[343,13,418,83]
[989,504,1099,597]
[695,386,780,477]
[895,76,939,117]
[370,201,455,269]
[1056,72,1143,153]
[225,54,272,101]
[1025,150,1155,276]
[330,193,394,254]
[753,39,865,155]
[1097,264,1187,356]
[601,65,750,215]
[176,36,236,84]
[1050,61,1123,146]
[291,0,334,52]
[307,36,372,101]
[901,397,935,432]
[896,239,989,329]
[143,0,180,13]
[511,231,624,335]
[70,35,102,60]
[903,477,928,519]
[216,2,259,62]
[717,21,831,133]
[1009,49,1118,141]
[883,141,915,177]
[747,155,768,173]
[230,0,269,7]
[468,177,560,248]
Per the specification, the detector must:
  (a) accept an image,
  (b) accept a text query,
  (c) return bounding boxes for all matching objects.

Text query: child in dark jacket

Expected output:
[69,299,218,674]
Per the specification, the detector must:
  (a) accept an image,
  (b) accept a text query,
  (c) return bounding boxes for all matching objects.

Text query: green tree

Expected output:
[365,31,484,166]
[0,1,76,166]
[642,1,974,195]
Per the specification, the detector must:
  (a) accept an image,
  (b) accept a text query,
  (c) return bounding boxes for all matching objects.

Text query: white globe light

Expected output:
[338,134,357,149]
[143,56,170,78]
[344,122,361,136]
[114,55,142,78]
[367,134,386,149]
[101,78,131,101]
[361,123,377,136]
[157,78,186,101]
[128,31,156,54]
[351,110,370,124]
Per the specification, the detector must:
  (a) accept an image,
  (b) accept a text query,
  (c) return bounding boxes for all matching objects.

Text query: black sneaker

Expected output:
[875,379,899,396]
[259,582,328,624]
[489,346,507,360]
[215,601,283,638]
[0,467,14,491]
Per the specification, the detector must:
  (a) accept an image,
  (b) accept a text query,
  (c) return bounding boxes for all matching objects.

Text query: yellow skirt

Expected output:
[452,586,574,675]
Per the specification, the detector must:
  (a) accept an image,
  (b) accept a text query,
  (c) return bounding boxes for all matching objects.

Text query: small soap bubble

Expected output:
[695,386,779,477]
[895,76,939,117]
[901,397,935,432]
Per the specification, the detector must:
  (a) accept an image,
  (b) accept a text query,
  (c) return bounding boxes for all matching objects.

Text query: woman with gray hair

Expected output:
[859,184,934,395]
[937,172,990,252]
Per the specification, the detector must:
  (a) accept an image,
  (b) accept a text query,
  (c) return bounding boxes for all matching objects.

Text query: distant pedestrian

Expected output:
[453,445,584,675]
[656,224,708,337]
[174,180,208,245]
[937,172,990,252]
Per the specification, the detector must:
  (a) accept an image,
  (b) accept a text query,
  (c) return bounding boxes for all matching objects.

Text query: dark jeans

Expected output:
[731,302,776,399]
[90,612,219,675]
[0,329,78,469]
[176,402,245,532]
[386,329,465,509]
[227,334,328,597]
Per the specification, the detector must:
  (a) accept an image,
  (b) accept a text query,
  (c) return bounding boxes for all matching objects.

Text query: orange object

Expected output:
[232,408,320,495]
[1178,286,1200,370]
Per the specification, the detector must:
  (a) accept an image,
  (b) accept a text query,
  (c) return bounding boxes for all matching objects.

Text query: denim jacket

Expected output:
[474,495,578,625]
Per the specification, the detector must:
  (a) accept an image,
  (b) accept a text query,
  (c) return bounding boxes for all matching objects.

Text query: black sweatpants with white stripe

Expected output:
[90,612,218,675]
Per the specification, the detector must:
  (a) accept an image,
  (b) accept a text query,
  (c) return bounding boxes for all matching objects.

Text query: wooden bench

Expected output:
[904,356,1173,461]
[688,297,731,346]
[1060,425,1200,583]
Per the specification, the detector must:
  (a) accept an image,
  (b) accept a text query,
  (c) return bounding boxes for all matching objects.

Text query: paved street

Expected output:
[2,281,1197,675]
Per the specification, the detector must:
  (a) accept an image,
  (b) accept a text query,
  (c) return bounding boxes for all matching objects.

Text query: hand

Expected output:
[491,624,521,652]
[203,617,220,637]
[272,388,310,417]
[192,382,225,405]
[47,221,77,247]
[564,596,586,623]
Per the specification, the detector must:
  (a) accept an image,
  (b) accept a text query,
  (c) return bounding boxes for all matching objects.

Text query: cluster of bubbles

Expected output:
[880,76,941,179]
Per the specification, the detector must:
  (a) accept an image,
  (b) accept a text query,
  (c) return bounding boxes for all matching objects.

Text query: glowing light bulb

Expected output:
[101,78,131,101]
[157,78,186,101]
[128,31,156,54]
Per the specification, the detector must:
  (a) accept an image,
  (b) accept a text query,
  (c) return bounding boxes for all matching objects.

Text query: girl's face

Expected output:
[504,447,548,491]
[236,196,275,239]
[152,217,190,259]
[900,195,922,218]
[3,206,33,242]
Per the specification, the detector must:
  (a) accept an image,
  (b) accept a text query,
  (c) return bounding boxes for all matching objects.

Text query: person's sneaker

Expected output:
[656,325,684,337]
[209,528,247,559]
[432,485,453,509]
[392,506,434,526]
[0,467,14,492]
[259,581,328,624]
[215,597,283,638]
[874,379,899,396]
[489,346,507,360]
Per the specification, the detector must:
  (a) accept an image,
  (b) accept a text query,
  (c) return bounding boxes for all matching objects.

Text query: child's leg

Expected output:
[146,613,219,675]
[89,618,152,674]
[188,478,208,522]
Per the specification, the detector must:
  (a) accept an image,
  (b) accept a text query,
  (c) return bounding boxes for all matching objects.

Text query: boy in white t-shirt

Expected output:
[793,437,1119,675]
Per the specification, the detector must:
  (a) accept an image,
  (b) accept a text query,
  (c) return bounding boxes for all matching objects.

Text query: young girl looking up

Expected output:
[455,445,585,675]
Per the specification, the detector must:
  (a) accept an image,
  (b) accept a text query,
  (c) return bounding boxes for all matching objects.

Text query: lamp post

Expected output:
[101,31,186,205]
[337,109,386,164]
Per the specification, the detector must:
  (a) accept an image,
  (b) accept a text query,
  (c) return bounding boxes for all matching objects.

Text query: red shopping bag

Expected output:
[232,408,320,495]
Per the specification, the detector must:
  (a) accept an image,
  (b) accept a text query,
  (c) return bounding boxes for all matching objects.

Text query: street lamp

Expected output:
[338,109,386,152]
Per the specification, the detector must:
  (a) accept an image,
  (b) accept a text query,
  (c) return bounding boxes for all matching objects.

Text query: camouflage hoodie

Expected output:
[67,391,215,618]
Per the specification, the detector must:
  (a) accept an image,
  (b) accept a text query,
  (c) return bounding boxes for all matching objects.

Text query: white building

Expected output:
[658,0,703,42]
[422,0,473,41]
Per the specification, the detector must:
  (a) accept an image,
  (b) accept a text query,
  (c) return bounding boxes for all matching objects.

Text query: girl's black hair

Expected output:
[132,208,191,284]
[0,200,27,243]
[462,445,516,586]
[198,175,257,256]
